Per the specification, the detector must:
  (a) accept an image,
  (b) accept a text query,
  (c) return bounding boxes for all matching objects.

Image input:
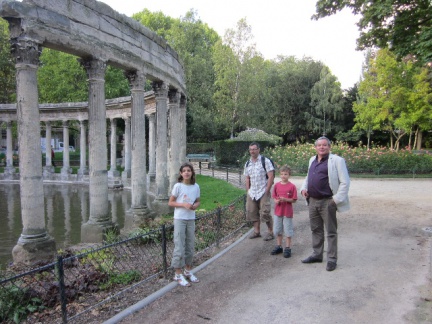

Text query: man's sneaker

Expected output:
[283,247,291,258]
[271,246,283,255]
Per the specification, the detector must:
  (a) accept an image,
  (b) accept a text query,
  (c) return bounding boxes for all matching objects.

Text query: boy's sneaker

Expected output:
[283,247,291,258]
[271,246,283,255]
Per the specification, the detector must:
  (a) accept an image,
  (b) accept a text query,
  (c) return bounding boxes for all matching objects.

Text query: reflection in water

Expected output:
[0,183,131,268]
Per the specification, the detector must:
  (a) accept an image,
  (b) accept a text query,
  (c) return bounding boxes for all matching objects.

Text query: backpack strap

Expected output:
[261,155,267,173]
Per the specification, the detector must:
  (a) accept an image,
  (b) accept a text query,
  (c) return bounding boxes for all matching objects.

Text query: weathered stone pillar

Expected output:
[179,95,187,162]
[122,116,131,180]
[125,70,154,223]
[168,89,181,190]
[61,121,72,179]
[43,121,54,178]
[154,81,169,202]
[4,121,16,177]
[80,58,115,242]
[10,37,55,264]
[77,120,88,179]
[108,118,121,188]
[148,113,156,179]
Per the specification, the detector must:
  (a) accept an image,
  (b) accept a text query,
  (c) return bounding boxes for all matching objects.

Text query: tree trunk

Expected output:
[416,130,423,150]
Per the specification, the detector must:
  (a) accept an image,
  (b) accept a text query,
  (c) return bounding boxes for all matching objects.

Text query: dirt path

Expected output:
[117,178,432,324]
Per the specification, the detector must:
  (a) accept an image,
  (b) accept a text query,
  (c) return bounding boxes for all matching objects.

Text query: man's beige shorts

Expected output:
[246,192,272,223]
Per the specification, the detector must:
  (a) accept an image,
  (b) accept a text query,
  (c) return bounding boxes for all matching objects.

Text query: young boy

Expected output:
[271,165,298,258]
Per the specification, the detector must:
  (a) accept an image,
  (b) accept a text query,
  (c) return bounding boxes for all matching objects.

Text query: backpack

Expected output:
[246,155,275,182]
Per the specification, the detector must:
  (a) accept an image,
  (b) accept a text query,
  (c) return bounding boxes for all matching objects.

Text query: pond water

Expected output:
[0,183,130,268]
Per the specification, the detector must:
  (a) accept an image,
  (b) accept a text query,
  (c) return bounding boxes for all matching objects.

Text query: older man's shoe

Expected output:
[326,261,337,271]
[301,256,322,263]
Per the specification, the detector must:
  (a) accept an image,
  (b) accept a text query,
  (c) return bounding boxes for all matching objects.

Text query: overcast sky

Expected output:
[100,0,365,89]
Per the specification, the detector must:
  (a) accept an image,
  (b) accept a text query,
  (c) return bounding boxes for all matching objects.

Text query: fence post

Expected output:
[57,256,68,324]
[239,169,242,187]
[226,167,229,182]
[216,207,222,248]
[161,224,168,277]
[199,162,202,173]
[212,165,214,178]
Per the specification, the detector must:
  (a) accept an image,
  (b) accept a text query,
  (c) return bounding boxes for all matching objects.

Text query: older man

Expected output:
[244,142,274,241]
[300,136,350,271]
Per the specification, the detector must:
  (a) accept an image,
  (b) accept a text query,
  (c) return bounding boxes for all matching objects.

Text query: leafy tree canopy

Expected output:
[312,0,432,65]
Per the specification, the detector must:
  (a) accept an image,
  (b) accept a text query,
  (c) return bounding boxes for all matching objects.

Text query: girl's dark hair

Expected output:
[177,162,196,184]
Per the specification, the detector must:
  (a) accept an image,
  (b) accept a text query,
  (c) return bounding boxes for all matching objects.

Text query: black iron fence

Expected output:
[0,194,247,323]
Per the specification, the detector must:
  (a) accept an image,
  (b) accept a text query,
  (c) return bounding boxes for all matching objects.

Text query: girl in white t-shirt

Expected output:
[168,162,201,287]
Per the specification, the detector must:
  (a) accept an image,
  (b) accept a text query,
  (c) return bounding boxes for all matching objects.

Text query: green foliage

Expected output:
[265,143,432,175]
[0,18,15,103]
[80,249,115,274]
[309,66,344,136]
[0,284,45,323]
[103,228,121,245]
[99,270,141,290]
[313,0,432,65]
[232,128,282,145]
[38,49,88,103]
[355,49,432,150]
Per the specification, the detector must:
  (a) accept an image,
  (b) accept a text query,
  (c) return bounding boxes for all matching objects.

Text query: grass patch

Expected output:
[196,174,245,212]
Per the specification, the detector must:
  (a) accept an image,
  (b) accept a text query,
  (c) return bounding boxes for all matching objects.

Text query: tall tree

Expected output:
[309,66,343,137]
[313,0,432,65]
[0,18,15,103]
[213,18,258,138]
[133,9,222,142]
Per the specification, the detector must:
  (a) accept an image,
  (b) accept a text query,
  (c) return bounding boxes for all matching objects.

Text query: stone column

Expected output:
[78,120,88,179]
[43,121,54,178]
[80,58,115,242]
[168,89,181,190]
[154,81,169,203]
[4,121,16,178]
[122,116,131,180]
[179,95,187,162]
[61,121,72,179]
[10,37,55,265]
[125,70,153,223]
[108,118,121,188]
[148,113,156,179]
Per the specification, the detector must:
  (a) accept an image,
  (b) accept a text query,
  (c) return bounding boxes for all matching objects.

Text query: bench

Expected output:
[186,154,214,168]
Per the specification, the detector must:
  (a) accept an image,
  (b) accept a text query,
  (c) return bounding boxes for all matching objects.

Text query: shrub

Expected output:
[265,143,432,175]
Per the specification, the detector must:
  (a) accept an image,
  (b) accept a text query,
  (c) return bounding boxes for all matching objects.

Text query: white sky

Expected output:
[100,0,365,89]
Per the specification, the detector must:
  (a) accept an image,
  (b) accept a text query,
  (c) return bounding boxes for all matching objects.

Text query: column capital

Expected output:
[62,120,69,127]
[168,89,181,104]
[80,58,107,80]
[180,95,187,109]
[125,70,146,90]
[11,38,42,66]
[152,81,169,98]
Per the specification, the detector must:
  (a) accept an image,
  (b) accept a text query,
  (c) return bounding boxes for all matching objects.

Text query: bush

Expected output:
[265,143,432,175]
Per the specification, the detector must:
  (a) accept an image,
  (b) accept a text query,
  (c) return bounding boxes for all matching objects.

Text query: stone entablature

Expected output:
[0,0,186,94]
[0,93,156,122]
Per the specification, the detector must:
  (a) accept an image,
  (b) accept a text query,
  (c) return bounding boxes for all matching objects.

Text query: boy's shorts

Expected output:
[273,215,294,237]
[246,192,272,223]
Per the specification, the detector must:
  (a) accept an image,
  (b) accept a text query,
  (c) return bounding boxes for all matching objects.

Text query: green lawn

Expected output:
[195,174,245,212]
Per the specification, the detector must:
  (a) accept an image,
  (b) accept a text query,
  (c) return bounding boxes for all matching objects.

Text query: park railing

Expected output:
[0,194,247,323]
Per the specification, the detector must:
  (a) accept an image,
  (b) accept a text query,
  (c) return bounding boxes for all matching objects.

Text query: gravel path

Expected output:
[113,178,432,324]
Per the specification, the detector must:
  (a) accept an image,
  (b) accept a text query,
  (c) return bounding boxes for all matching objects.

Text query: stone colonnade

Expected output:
[0,0,187,265]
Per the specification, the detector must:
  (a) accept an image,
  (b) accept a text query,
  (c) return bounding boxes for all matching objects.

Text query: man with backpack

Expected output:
[244,142,275,241]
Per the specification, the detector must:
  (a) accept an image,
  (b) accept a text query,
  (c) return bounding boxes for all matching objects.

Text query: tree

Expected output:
[0,18,15,103]
[313,0,432,66]
[133,9,222,142]
[309,66,343,137]
[213,18,259,138]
